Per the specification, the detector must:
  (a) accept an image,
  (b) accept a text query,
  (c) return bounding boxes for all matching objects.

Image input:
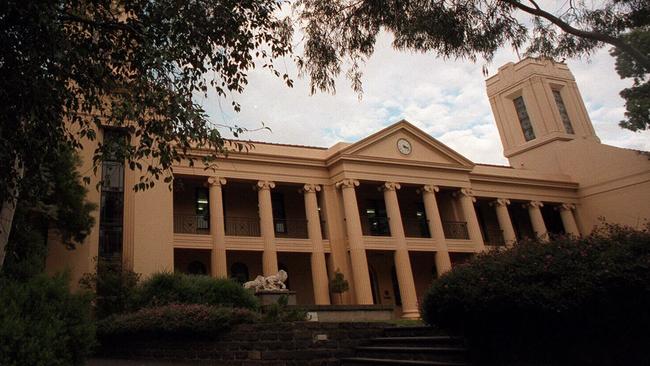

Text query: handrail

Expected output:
[173,214,210,234]
[442,221,470,240]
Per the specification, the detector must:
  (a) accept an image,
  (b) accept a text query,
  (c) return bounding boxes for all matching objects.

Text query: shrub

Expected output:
[79,258,141,319]
[0,274,95,366]
[421,224,650,365]
[262,295,308,322]
[97,304,259,340]
[131,272,259,310]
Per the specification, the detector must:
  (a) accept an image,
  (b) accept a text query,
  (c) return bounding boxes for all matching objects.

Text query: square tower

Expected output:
[486,58,600,169]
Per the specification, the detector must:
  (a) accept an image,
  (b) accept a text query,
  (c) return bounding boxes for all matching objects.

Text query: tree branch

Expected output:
[504,0,650,71]
[57,10,144,38]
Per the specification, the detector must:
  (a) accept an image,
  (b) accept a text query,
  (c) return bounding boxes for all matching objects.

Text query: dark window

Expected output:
[553,90,575,134]
[391,266,402,306]
[99,130,126,261]
[365,200,390,236]
[513,96,536,141]
[187,260,207,275]
[272,192,287,234]
[195,187,209,230]
[415,202,430,237]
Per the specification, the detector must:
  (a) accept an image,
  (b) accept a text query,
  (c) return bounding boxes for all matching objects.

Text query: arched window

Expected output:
[230,262,249,284]
[187,260,207,275]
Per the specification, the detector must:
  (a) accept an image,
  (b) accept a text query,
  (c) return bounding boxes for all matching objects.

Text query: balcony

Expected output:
[225,216,260,237]
[361,215,391,236]
[442,221,470,240]
[403,217,431,238]
[174,214,210,235]
[274,218,308,239]
[484,228,505,246]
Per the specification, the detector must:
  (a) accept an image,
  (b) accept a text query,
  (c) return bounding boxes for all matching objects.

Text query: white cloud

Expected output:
[201,31,650,165]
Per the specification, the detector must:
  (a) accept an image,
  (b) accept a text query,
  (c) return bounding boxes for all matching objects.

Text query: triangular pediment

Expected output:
[333,120,474,168]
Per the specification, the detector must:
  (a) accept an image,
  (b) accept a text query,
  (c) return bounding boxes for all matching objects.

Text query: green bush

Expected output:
[0,274,95,366]
[421,224,650,365]
[80,258,141,319]
[131,272,259,310]
[97,304,259,339]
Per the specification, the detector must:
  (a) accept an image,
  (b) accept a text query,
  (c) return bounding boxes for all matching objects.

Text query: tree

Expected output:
[2,146,95,280]
[295,0,649,128]
[0,1,294,266]
[329,269,350,304]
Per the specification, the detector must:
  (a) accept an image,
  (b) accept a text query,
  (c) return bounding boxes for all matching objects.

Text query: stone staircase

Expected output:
[341,326,471,366]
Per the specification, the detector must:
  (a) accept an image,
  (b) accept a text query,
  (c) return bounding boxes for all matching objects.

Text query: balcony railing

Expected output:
[442,221,470,240]
[484,228,506,246]
[225,216,261,237]
[360,215,391,236]
[403,217,431,238]
[174,214,210,234]
[274,218,309,239]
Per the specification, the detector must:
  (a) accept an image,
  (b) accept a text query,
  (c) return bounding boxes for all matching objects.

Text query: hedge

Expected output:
[130,272,259,310]
[97,304,259,340]
[0,274,95,366]
[421,224,650,365]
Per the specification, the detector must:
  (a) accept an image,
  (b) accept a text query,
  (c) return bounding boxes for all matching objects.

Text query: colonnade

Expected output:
[203,176,580,318]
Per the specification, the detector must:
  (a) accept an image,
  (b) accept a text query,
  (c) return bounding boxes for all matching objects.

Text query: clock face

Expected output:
[397,138,412,155]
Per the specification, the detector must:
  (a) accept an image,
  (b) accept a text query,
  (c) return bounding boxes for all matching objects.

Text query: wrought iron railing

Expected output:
[402,217,431,238]
[484,228,506,246]
[173,214,210,234]
[225,216,261,237]
[442,221,470,240]
[274,218,309,239]
[360,215,391,236]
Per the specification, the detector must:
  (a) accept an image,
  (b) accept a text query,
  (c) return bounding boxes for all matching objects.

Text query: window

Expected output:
[513,96,536,141]
[99,130,126,261]
[230,262,250,284]
[272,192,286,234]
[365,200,390,236]
[552,89,575,134]
[195,187,209,230]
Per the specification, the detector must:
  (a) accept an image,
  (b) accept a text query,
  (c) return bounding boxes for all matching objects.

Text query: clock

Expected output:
[397,138,412,155]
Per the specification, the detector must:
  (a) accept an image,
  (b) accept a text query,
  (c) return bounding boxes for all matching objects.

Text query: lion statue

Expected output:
[243,270,288,292]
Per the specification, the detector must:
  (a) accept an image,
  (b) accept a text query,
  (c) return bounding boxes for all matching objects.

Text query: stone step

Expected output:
[340,357,470,366]
[354,346,468,363]
[383,326,442,338]
[371,336,465,347]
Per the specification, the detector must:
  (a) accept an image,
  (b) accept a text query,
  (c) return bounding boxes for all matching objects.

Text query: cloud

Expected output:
[201,32,650,165]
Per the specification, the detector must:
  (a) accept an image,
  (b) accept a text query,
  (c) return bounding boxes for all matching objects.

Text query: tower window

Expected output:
[513,96,536,141]
[552,90,575,134]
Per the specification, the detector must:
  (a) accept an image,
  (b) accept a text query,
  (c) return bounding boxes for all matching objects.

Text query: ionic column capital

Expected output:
[525,200,544,209]
[335,179,360,189]
[490,198,511,207]
[302,183,321,193]
[379,182,401,192]
[556,203,576,212]
[207,176,227,187]
[420,184,440,193]
[454,188,476,202]
[256,180,276,190]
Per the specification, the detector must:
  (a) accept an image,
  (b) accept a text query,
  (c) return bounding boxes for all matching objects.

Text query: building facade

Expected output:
[46,58,650,318]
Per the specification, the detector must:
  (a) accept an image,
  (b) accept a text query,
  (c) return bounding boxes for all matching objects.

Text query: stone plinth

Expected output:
[255,290,296,306]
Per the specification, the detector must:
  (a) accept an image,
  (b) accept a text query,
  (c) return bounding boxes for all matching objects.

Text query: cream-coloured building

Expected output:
[46,58,650,318]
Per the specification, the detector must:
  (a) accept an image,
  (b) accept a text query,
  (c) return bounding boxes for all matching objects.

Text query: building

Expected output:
[46,58,650,318]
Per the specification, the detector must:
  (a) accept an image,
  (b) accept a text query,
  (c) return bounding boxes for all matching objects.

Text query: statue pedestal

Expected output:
[256,290,297,306]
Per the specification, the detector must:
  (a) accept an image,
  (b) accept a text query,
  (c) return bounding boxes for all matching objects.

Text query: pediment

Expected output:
[335,120,474,168]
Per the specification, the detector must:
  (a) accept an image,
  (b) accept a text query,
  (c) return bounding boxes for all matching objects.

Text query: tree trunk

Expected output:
[0,157,24,268]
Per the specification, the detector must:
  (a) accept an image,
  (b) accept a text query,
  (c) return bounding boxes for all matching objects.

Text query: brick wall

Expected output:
[97,322,390,365]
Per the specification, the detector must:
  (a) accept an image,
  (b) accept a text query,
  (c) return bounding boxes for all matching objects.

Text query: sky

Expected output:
[200,33,650,165]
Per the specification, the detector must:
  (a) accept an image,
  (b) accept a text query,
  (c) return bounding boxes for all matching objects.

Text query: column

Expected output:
[257,180,278,276]
[303,184,331,305]
[420,185,451,275]
[335,179,373,305]
[557,203,580,236]
[455,188,486,251]
[381,182,419,319]
[491,198,517,246]
[208,177,227,278]
[526,201,548,242]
